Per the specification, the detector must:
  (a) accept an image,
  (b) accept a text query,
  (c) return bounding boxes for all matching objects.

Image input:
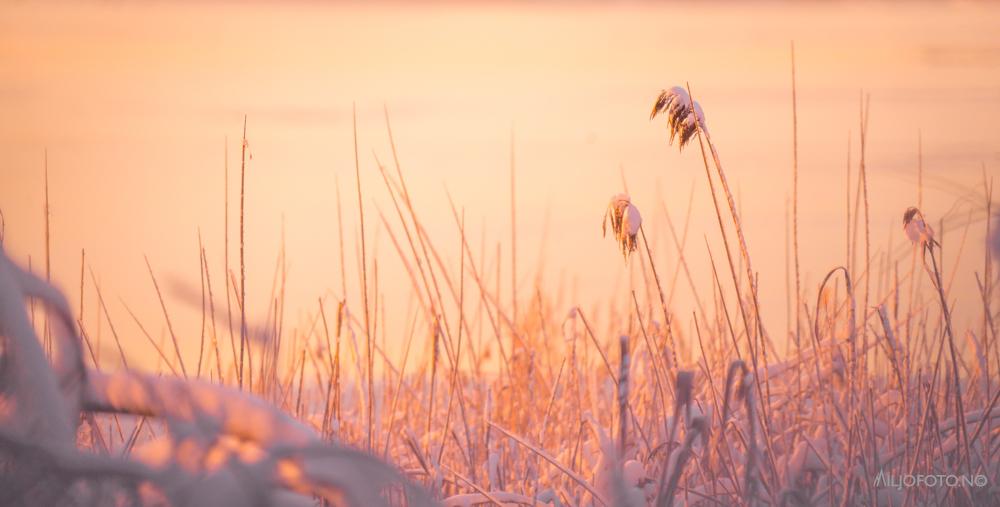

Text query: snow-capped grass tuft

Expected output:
[603,193,642,260]
[902,206,939,250]
[650,86,706,150]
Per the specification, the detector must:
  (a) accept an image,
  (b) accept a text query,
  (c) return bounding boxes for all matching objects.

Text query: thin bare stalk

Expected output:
[239,117,248,389]
[144,256,187,378]
[351,104,374,451]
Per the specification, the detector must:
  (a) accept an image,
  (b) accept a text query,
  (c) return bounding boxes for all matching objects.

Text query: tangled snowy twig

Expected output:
[0,247,434,506]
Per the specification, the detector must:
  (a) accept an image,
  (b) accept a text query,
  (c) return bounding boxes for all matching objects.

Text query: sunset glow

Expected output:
[1,1,999,505]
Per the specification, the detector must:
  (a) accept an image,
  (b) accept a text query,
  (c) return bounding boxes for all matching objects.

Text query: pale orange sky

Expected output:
[1,1,999,371]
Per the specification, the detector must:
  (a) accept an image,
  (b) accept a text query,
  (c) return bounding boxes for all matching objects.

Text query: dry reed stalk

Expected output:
[449,210,476,482]
[445,194,513,379]
[144,256,187,378]
[349,104,374,452]
[389,221,477,461]
[426,322,440,457]
[382,306,418,459]
[273,221,288,394]
[654,369,694,506]
[639,225,677,381]
[618,335,630,456]
[658,416,707,507]
[858,95,872,377]
[376,209,450,384]
[738,371,760,505]
[510,127,518,326]
[333,175,348,303]
[496,242,502,367]
[845,133,852,278]
[417,229,489,360]
[374,157,454,363]
[333,300,344,426]
[239,116,248,390]
[119,299,180,377]
[661,186,704,314]
[982,174,994,450]
[43,150,52,359]
[434,340,459,474]
[196,230,206,379]
[678,84,772,378]
[927,246,974,475]
[704,243,744,364]
[382,108,461,370]
[488,421,609,506]
[318,297,334,437]
[88,268,130,371]
[577,308,618,386]
[836,96,872,507]
[653,86,770,442]
[876,304,906,394]
[784,199,792,351]
[536,357,566,448]
[631,290,669,413]
[434,253,466,470]
[711,361,747,476]
[810,267,852,506]
[78,249,84,337]
[917,131,923,210]
[196,245,223,381]
[294,348,306,418]
[222,136,234,383]
[440,463,510,507]
[790,42,804,430]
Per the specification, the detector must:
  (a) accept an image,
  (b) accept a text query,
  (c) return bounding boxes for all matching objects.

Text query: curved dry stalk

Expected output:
[618,335,630,456]
[488,421,609,507]
[657,416,707,507]
[709,360,748,477]
[654,370,694,506]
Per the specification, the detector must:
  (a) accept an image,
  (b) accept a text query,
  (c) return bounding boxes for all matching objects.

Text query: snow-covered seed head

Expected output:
[902,206,938,249]
[650,86,706,150]
[602,193,642,260]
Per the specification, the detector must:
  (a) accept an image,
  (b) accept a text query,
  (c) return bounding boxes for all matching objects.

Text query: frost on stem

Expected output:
[603,193,642,260]
[650,86,706,150]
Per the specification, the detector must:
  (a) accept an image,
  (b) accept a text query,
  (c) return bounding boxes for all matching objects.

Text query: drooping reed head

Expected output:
[650,86,706,150]
[902,206,938,248]
[602,193,642,260]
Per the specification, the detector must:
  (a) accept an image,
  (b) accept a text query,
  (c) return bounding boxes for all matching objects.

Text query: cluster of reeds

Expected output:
[2,66,998,507]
